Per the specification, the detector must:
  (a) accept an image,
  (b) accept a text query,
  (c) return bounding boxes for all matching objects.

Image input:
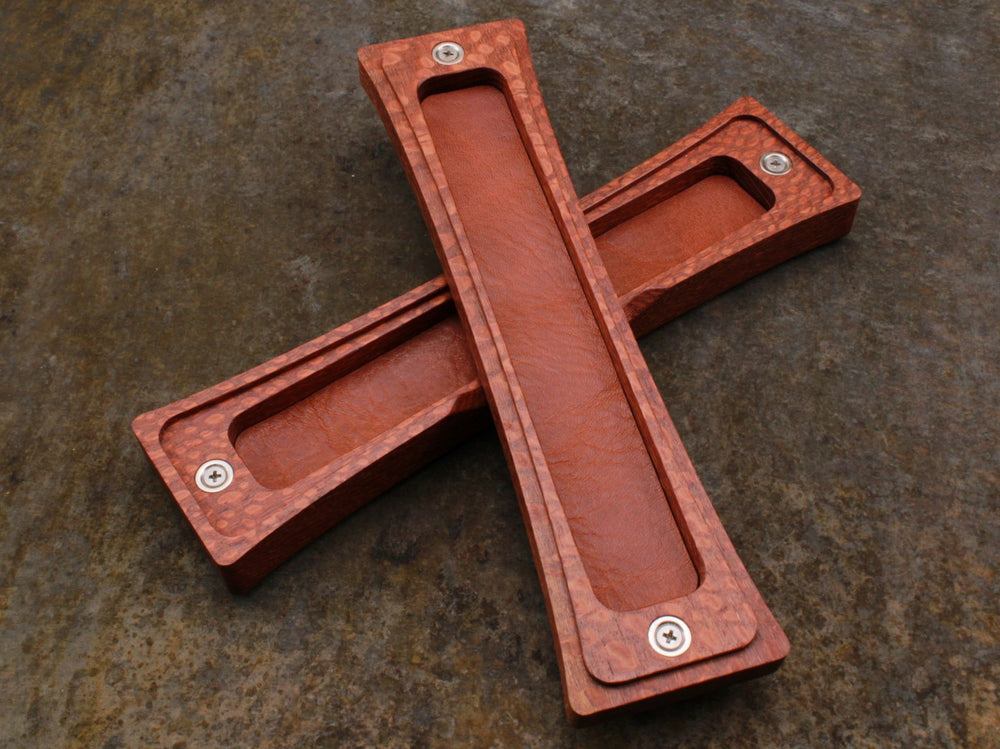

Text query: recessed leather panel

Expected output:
[598,174,766,296]
[421,85,698,611]
[235,316,476,489]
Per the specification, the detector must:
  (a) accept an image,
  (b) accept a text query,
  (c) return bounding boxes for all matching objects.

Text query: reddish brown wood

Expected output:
[354,19,829,721]
[132,88,859,602]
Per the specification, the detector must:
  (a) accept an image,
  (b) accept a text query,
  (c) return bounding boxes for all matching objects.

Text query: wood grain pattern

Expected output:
[132,87,859,602]
[355,19,835,721]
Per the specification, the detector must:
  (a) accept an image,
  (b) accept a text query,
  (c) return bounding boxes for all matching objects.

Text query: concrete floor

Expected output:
[2,2,997,746]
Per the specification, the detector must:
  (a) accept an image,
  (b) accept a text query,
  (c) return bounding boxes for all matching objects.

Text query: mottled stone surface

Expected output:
[1,2,997,746]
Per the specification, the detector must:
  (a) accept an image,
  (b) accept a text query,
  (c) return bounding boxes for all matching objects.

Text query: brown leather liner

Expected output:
[421,84,698,610]
[234,315,476,489]
[600,174,765,296]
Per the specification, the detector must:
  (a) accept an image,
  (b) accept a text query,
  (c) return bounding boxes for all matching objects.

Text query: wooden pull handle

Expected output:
[357,20,806,720]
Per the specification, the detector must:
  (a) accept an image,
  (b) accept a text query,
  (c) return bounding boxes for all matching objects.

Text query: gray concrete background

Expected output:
[1,2,997,746]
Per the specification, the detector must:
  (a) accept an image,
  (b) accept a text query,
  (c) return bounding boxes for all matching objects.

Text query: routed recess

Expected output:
[598,174,766,296]
[421,84,698,612]
[234,316,477,489]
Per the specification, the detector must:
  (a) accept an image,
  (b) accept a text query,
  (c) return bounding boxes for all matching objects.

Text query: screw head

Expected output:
[195,459,234,493]
[648,615,692,657]
[432,41,465,66]
[760,151,793,175]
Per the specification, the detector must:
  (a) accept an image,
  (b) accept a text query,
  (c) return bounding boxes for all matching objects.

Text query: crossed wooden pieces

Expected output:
[134,20,860,723]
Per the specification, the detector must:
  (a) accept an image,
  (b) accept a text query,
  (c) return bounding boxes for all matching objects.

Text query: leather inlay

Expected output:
[598,175,766,296]
[234,316,477,488]
[422,85,698,611]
